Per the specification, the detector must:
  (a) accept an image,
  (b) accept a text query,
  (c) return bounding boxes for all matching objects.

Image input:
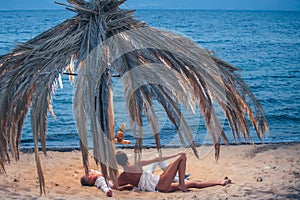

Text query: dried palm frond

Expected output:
[0,0,268,194]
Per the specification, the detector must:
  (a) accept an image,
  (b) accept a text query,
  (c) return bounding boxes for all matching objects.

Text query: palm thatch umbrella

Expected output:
[0,0,268,195]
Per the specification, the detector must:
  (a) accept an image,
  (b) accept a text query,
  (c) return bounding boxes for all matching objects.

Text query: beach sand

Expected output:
[0,143,299,200]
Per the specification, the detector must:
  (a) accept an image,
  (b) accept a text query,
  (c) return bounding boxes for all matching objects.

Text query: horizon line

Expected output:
[0,8,299,12]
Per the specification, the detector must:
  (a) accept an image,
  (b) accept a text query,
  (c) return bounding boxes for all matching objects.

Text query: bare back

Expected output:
[118,163,143,187]
[118,171,142,186]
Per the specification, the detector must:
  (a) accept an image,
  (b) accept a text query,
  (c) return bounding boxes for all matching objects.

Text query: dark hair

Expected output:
[116,151,128,166]
[80,175,93,186]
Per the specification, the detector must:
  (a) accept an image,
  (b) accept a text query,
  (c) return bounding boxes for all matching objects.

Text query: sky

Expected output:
[0,0,299,10]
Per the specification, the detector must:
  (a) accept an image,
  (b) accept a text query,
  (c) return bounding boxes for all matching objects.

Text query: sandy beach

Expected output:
[0,143,299,200]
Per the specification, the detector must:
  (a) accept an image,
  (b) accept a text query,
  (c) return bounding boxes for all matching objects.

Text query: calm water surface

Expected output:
[0,10,299,148]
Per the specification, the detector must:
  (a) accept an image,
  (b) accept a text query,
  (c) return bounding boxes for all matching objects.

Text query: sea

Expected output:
[0,9,299,149]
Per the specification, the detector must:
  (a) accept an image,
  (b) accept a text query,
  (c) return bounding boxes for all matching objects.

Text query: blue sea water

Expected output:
[0,10,299,149]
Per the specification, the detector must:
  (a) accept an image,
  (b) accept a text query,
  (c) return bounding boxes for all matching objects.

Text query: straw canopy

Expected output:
[0,0,268,194]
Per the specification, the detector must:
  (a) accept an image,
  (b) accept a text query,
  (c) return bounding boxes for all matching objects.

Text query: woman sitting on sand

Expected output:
[116,151,231,193]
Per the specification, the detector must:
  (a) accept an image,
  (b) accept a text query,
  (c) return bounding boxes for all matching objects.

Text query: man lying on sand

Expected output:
[116,151,231,192]
[80,169,114,197]
[80,152,231,197]
[80,158,191,197]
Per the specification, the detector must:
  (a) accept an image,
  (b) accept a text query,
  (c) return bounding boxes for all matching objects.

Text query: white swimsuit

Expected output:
[137,170,160,192]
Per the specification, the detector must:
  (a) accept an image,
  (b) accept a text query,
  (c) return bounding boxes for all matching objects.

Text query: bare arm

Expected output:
[139,152,184,166]
[111,184,134,191]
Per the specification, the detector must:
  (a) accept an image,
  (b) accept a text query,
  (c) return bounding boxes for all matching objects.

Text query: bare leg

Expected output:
[156,153,187,192]
[165,178,232,193]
